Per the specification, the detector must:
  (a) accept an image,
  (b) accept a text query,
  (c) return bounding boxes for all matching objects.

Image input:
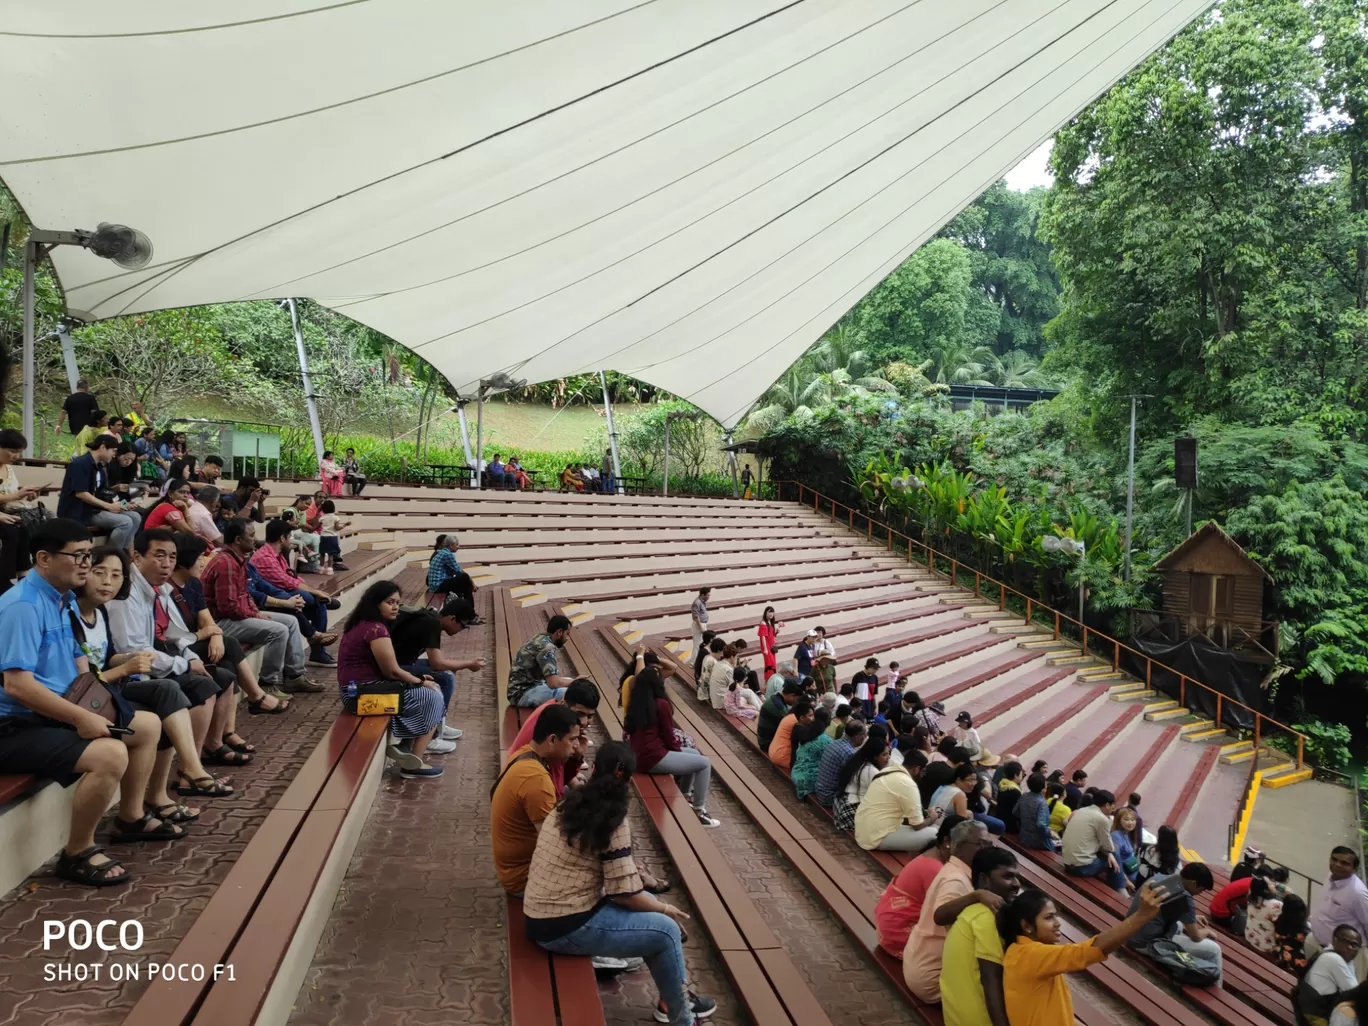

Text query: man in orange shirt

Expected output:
[490,704,580,895]
[903,819,998,1001]
[768,699,813,771]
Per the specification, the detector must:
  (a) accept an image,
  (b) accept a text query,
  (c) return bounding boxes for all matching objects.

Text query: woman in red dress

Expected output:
[757,605,781,679]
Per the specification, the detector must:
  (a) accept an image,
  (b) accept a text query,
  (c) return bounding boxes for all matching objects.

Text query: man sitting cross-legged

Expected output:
[386,597,485,753]
[202,519,319,696]
[106,528,235,799]
[506,615,577,708]
[0,519,178,887]
[250,518,341,666]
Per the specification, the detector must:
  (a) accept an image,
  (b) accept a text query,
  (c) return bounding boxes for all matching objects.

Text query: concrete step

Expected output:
[1263,765,1313,789]
[989,624,1039,636]
[1145,706,1192,723]
[1107,684,1154,701]
[1220,740,1255,765]
[1018,638,1074,651]
[1046,653,1106,668]
[1076,669,1128,684]
[1182,726,1228,742]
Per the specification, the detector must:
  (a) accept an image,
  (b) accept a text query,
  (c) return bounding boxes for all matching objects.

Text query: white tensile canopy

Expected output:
[0,1,1207,427]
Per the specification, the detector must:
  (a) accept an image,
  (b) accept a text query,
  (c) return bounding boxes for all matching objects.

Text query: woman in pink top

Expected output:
[875,816,963,955]
[319,450,345,496]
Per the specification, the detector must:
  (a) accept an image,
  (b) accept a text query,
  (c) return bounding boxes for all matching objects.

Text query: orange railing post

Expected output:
[1026,598,1032,627]
[1053,611,1060,640]
[1297,735,1304,769]
[951,561,957,587]
[1113,640,1119,671]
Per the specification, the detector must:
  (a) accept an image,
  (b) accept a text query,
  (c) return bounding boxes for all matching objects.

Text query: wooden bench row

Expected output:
[613,572,904,623]
[566,561,889,605]
[121,712,388,1026]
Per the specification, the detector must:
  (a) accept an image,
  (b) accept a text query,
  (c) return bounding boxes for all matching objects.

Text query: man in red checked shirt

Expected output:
[249,519,340,667]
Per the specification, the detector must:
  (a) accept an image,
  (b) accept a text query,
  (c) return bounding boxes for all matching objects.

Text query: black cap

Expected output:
[439,598,478,624]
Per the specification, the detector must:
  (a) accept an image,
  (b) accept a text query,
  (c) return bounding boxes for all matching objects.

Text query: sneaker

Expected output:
[399,765,443,780]
[332,562,350,572]
[318,566,334,576]
[590,956,633,973]
[385,745,424,771]
[440,724,464,741]
[425,738,457,755]
[655,993,717,1022]
[282,675,326,693]
[309,649,337,666]
[694,807,721,828]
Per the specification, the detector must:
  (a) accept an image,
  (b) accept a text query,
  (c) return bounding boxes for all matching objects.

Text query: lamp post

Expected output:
[1043,535,1086,628]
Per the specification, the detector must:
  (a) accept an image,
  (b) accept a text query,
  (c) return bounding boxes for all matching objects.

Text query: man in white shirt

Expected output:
[812,626,837,694]
[186,486,223,546]
[1308,847,1368,980]
[107,528,227,796]
[690,588,710,657]
[1060,789,1126,892]
[1305,924,1361,1013]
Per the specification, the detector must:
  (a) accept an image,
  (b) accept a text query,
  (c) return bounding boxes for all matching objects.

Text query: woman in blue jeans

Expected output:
[624,668,721,828]
[523,742,716,1024]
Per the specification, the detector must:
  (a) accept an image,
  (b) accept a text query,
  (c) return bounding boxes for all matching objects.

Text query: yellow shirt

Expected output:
[620,674,636,715]
[71,424,104,457]
[941,903,1005,1026]
[1049,798,1072,835]
[490,745,556,894]
[1002,936,1106,1026]
[903,856,972,1001]
[855,766,923,850]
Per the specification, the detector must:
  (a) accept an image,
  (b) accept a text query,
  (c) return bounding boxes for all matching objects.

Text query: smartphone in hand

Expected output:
[1149,873,1186,903]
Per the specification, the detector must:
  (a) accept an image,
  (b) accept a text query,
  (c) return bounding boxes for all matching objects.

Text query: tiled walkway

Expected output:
[0,689,339,1026]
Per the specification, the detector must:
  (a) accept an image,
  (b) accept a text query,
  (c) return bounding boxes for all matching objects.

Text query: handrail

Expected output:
[775,479,1307,767]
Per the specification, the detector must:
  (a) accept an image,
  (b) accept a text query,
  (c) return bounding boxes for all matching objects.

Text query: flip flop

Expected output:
[176,776,234,797]
[202,745,252,766]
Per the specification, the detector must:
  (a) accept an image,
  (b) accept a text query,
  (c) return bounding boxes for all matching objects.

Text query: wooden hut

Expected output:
[1148,522,1278,662]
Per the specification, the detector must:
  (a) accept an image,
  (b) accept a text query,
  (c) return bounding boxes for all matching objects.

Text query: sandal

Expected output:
[221,732,256,754]
[111,813,186,843]
[248,695,290,715]
[146,802,200,824]
[55,845,128,887]
[644,876,671,895]
[176,776,234,797]
[202,745,252,766]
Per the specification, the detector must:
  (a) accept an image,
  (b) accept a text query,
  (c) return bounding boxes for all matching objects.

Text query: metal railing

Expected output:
[776,479,1307,768]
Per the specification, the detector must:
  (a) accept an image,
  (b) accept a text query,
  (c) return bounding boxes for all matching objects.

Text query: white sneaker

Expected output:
[385,744,424,771]
[590,955,641,972]
[440,724,464,741]
[694,807,721,828]
[426,738,458,755]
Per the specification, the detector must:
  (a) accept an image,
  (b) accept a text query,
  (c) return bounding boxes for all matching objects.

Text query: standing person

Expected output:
[1061,789,1127,892]
[56,378,99,437]
[57,433,142,551]
[491,703,581,893]
[599,448,616,495]
[623,668,720,827]
[902,819,997,1001]
[793,631,816,683]
[756,606,780,680]
[689,588,710,660]
[875,816,966,955]
[507,615,576,708]
[740,464,754,500]
[811,626,837,695]
[852,657,880,720]
[1000,882,1164,1026]
[388,597,485,750]
[318,450,344,496]
[342,448,367,495]
[1125,863,1221,982]
[316,501,348,573]
[1309,847,1368,980]
[426,534,478,612]
[337,580,446,779]
[523,740,716,1025]
[939,848,1022,1026]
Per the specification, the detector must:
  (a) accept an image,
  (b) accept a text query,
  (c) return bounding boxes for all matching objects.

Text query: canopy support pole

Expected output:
[600,370,623,494]
[475,383,485,491]
[725,431,739,498]
[21,241,38,457]
[662,418,672,498]
[58,328,79,394]
[457,402,476,487]
[287,299,325,468]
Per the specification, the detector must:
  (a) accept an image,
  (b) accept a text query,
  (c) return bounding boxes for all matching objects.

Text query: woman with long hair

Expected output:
[833,733,891,832]
[1275,893,1311,975]
[757,606,780,679]
[619,648,676,714]
[1111,808,1141,889]
[724,665,762,721]
[523,741,716,1025]
[337,580,445,780]
[167,455,200,485]
[791,706,833,799]
[999,884,1163,1026]
[1137,824,1182,882]
[319,449,345,496]
[1245,876,1285,955]
[142,478,196,535]
[624,668,720,828]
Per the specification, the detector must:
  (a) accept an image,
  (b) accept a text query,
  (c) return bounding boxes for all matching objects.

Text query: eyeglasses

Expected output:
[52,550,93,565]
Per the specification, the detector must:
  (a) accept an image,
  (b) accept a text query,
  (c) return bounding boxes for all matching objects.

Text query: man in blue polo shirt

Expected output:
[0,519,171,886]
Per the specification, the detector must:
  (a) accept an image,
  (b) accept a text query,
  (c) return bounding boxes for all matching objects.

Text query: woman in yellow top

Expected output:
[998,880,1163,1026]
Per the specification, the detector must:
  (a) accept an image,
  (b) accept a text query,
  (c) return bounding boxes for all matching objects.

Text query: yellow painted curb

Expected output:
[1228,770,1263,863]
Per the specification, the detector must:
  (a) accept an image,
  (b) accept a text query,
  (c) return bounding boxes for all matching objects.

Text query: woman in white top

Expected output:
[832,735,890,832]
[708,641,741,711]
[930,763,979,817]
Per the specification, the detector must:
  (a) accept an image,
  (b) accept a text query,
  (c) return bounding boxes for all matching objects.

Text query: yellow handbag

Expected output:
[355,692,400,716]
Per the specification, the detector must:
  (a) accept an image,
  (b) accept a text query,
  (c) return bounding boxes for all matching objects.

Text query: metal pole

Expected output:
[1124,396,1137,581]
[475,384,485,491]
[21,241,37,457]
[287,299,325,467]
[1186,489,1193,537]
[662,416,672,498]
[600,370,623,494]
[456,403,476,487]
[725,431,739,498]
[58,328,79,394]
[1078,543,1086,628]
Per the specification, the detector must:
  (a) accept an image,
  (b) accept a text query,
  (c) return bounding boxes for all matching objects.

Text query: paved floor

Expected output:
[0,688,339,1026]
[1247,777,1358,897]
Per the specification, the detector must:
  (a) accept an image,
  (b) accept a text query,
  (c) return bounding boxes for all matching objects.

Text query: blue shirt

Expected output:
[426,548,462,591]
[1017,791,1052,850]
[815,736,855,803]
[246,561,295,606]
[0,573,84,720]
[57,453,101,522]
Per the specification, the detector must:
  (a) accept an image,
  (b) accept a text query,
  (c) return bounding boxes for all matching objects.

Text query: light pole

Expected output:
[1042,535,1086,627]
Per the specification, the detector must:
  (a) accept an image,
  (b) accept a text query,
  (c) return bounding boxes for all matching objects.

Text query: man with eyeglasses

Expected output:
[0,519,171,887]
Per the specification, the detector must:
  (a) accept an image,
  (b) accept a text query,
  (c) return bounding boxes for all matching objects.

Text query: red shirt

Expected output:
[627,698,677,771]
[874,853,946,955]
[1210,876,1253,918]
[509,700,567,797]
[250,544,300,592]
[143,503,186,530]
[202,548,260,622]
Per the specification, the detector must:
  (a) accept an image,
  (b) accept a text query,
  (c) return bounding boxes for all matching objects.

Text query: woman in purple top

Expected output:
[337,580,445,780]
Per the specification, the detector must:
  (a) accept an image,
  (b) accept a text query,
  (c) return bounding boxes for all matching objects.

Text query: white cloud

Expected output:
[1005,140,1054,191]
